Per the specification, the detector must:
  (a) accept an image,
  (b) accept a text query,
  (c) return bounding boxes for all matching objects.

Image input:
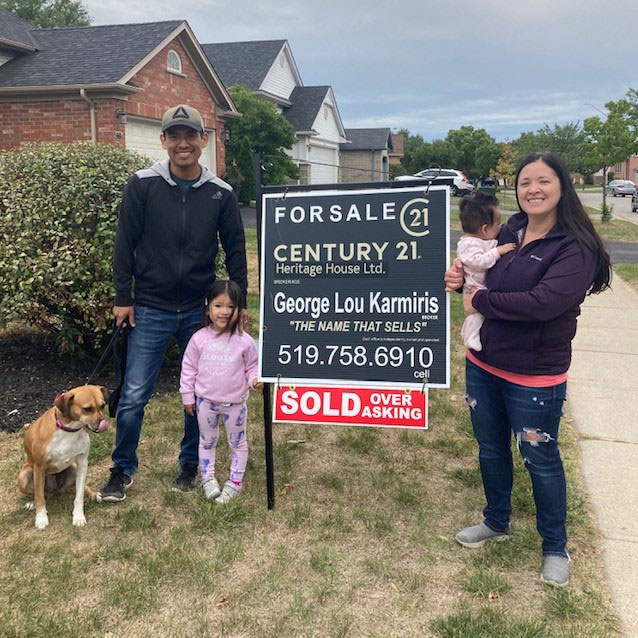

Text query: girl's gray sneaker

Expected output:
[202,477,221,500]
[214,480,241,505]
[541,553,571,588]
[455,522,511,548]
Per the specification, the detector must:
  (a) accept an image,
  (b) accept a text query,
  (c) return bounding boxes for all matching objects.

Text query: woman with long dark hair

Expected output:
[445,152,611,587]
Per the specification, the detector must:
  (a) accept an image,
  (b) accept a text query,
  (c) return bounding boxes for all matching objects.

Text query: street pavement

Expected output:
[569,274,638,636]
[578,189,637,225]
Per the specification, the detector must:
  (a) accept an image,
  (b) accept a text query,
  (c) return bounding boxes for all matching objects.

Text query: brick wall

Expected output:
[339,150,387,183]
[0,37,228,174]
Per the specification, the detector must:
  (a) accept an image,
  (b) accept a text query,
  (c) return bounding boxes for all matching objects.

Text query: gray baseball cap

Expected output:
[161,104,204,133]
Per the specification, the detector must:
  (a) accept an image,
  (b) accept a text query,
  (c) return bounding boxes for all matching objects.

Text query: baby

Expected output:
[457,192,515,351]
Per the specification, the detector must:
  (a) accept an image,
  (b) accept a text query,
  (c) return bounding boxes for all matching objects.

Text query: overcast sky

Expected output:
[85,0,636,142]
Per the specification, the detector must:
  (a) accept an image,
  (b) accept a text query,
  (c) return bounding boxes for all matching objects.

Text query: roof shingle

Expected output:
[201,40,286,92]
[283,85,330,132]
[341,128,393,151]
[0,20,182,87]
[0,9,38,49]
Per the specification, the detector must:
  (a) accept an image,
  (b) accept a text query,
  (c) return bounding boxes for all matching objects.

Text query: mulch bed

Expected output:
[0,326,181,433]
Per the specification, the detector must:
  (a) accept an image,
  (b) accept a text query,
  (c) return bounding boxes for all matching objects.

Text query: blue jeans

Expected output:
[112,304,202,476]
[465,358,568,557]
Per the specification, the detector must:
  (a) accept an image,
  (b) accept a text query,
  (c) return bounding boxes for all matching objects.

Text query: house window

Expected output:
[324,106,329,120]
[167,50,182,74]
[614,163,622,172]
[279,54,284,68]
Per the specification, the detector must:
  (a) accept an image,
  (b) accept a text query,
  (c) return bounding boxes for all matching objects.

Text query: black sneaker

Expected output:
[171,463,199,492]
[99,468,133,502]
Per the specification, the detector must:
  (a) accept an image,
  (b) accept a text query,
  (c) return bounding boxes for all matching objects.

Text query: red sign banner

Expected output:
[274,385,428,429]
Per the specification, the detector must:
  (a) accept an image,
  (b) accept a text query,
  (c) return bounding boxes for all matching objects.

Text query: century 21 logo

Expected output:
[399,198,429,237]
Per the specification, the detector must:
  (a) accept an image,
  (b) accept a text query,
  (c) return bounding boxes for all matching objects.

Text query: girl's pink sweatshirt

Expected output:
[180,326,259,405]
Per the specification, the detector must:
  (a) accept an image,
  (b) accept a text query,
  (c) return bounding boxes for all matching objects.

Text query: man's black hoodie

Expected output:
[113,159,248,312]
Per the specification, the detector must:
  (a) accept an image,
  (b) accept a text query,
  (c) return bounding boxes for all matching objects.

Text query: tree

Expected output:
[491,142,517,193]
[225,86,299,204]
[583,99,638,220]
[626,87,638,123]
[512,122,591,187]
[397,128,426,174]
[0,0,91,27]
[445,126,500,180]
[409,139,458,173]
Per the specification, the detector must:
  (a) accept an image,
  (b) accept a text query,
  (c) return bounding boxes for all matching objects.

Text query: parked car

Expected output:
[632,190,638,213]
[394,168,472,196]
[605,180,636,197]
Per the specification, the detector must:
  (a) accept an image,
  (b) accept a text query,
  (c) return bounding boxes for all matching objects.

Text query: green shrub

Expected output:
[600,201,613,223]
[389,163,408,180]
[0,142,151,355]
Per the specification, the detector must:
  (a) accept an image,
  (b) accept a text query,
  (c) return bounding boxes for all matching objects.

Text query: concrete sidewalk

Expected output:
[569,275,638,636]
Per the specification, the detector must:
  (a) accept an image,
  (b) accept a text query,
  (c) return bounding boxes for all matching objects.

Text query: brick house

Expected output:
[388,133,404,166]
[201,40,348,184]
[339,128,394,183]
[0,11,238,175]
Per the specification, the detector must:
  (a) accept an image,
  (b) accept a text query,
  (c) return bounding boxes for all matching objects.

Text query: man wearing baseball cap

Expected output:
[101,104,249,502]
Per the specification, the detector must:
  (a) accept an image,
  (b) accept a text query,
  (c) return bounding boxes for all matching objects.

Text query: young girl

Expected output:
[457,192,515,351]
[180,280,261,504]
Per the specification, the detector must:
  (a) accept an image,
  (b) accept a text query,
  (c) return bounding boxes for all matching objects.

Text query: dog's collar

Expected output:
[54,408,83,433]
[55,418,83,432]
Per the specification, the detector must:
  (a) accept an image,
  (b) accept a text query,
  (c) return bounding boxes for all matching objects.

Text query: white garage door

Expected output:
[125,117,217,174]
[308,144,338,184]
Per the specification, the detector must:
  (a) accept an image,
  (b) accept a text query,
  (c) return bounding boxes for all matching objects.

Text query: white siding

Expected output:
[311,102,342,145]
[125,117,216,174]
[0,52,14,66]
[261,49,297,100]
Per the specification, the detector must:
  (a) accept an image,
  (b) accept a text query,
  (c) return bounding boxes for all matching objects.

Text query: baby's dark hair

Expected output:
[459,191,500,234]
[203,280,243,334]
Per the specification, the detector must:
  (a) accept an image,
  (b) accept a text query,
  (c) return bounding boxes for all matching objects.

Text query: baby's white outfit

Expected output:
[456,236,502,351]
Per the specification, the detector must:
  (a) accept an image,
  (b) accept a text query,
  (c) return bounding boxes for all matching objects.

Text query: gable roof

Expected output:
[341,128,394,151]
[0,21,182,86]
[201,40,289,92]
[0,18,238,113]
[284,85,332,133]
[0,9,39,51]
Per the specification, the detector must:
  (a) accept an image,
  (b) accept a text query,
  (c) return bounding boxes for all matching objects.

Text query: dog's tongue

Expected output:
[96,420,109,433]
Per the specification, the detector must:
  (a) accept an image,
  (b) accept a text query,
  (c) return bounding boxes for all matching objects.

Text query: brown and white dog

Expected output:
[18,385,110,529]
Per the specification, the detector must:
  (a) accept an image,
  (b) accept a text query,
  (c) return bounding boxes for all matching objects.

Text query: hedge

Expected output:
[0,142,150,355]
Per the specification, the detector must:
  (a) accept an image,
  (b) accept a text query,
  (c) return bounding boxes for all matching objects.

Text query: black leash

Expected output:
[85,322,131,417]
[86,323,127,385]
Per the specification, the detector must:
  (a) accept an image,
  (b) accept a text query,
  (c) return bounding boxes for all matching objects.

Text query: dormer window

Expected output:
[167,50,182,74]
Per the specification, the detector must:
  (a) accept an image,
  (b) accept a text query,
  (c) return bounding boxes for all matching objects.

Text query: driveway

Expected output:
[578,190,637,225]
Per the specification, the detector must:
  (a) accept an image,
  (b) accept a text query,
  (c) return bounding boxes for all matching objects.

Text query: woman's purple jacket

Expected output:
[470,212,595,375]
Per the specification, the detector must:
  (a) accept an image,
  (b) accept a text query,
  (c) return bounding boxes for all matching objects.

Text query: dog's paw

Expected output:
[35,511,49,530]
[72,513,87,527]
[24,501,35,511]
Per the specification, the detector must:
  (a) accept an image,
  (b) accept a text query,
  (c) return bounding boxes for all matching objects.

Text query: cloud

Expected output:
[83,0,638,141]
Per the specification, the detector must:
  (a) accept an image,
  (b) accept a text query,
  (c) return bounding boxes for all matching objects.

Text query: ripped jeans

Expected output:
[465,358,568,557]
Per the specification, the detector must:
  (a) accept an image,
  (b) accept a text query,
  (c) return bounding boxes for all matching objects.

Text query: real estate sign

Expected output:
[259,186,450,388]
[274,385,428,429]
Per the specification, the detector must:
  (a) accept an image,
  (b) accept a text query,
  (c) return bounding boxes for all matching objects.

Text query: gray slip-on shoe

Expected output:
[540,553,571,588]
[455,522,511,548]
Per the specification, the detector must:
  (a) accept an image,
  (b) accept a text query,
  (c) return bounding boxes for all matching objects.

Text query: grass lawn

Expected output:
[0,231,620,637]
[614,264,638,294]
